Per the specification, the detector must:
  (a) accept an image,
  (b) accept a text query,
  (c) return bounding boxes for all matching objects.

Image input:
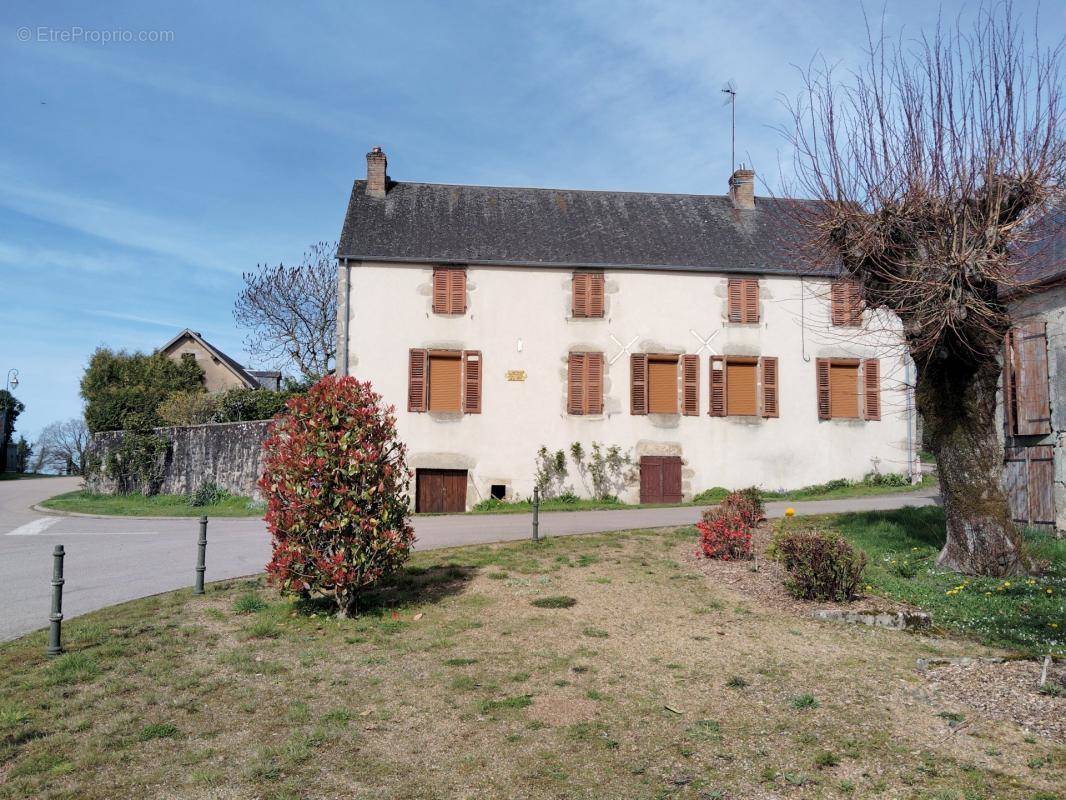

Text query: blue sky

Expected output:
[1,0,1061,442]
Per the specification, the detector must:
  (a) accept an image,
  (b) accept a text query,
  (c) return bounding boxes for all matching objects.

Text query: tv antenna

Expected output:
[721,80,737,173]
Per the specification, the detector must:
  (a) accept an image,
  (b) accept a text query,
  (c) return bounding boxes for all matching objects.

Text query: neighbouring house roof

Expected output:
[1014,205,1066,292]
[158,329,262,390]
[338,180,836,277]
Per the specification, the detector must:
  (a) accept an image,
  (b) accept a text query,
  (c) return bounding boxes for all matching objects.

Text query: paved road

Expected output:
[0,478,938,642]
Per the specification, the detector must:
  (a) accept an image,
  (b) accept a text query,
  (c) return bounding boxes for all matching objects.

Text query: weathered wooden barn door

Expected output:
[416,469,468,513]
[1003,446,1055,530]
[639,456,683,504]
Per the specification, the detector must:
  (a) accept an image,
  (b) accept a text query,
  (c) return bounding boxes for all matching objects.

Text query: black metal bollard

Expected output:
[47,545,65,657]
[532,487,540,542]
[194,515,207,595]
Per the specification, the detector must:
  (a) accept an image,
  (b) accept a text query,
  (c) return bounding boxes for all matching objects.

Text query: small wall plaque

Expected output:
[506,370,527,382]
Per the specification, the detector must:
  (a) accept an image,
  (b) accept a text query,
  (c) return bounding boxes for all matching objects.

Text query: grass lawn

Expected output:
[1,515,1062,799]
[473,474,937,514]
[39,490,262,518]
[780,507,1065,657]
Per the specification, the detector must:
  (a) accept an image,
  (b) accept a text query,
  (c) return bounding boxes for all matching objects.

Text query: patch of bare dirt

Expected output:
[924,659,1066,742]
[686,520,916,616]
[527,693,599,727]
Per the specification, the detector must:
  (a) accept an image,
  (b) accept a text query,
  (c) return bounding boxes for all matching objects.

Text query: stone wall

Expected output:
[87,420,272,498]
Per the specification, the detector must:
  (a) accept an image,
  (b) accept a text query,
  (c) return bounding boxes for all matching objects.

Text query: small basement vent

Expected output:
[490,484,506,500]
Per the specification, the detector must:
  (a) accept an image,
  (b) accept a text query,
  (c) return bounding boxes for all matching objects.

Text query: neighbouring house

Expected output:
[1000,208,1065,534]
[334,147,919,512]
[159,329,281,393]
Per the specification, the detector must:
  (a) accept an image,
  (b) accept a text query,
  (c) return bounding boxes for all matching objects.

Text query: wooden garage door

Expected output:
[639,456,682,504]
[416,469,467,513]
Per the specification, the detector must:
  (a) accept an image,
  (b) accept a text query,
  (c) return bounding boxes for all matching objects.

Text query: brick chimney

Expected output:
[366,146,388,197]
[729,167,755,210]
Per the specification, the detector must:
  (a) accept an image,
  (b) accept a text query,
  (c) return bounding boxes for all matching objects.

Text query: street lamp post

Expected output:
[1,369,19,473]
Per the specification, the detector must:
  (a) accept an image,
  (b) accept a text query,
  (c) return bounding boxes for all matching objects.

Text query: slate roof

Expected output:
[1016,205,1066,289]
[338,180,835,276]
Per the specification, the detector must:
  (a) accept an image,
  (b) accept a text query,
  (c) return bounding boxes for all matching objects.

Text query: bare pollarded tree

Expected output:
[234,241,338,381]
[782,4,1064,575]
[36,418,89,475]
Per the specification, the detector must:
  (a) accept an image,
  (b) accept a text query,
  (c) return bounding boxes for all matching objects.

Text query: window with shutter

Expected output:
[1006,321,1051,436]
[709,356,726,417]
[831,281,862,327]
[572,272,605,318]
[568,352,604,415]
[862,358,880,420]
[462,350,481,414]
[681,355,699,416]
[428,351,462,412]
[828,361,860,418]
[408,349,428,412]
[760,356,779,418]
[647,356,679,414]
[725,359,758,415]
[432,267,467,315]
[727,278,760,323]
[630,353,648,415]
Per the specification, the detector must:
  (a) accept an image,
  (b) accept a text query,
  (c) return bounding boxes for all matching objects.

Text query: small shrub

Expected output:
[533,446,569,499]
[212,387,296,423]
[720,491,761,528]
[774,530,866,602]
[531,595,577,608]
[233,592,267,614]
[556,491,580,504]
[734,486,766,518]
[189,481,229,507]
[158,391,218,426]
[473,497,509,512]
[863,471,908,487]
[693,487,729,504]
[696,509,753,561]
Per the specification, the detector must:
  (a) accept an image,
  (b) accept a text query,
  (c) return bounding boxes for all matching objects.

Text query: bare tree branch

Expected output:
[234,241,338,381]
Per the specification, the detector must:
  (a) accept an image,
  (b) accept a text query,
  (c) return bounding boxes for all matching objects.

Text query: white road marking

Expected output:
[6,517,60,536]
[39,530,159,536]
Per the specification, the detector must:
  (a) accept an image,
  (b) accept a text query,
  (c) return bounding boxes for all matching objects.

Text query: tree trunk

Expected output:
[915,354,1027,576]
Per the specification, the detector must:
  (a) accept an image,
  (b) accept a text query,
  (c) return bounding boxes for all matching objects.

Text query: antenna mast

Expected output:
[721,83,736,173]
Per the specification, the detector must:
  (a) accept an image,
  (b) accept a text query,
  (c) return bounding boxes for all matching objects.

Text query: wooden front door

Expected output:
[416,469,468,513]
[639,456,682,504]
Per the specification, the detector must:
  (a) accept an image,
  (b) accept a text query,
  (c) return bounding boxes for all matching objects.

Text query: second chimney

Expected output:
[729,168,755,210]
[366,146,388,197]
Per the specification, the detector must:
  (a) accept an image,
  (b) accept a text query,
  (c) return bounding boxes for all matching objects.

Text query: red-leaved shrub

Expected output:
[260,376,415,616]
[719,491,761,528]
[696,508,753,561]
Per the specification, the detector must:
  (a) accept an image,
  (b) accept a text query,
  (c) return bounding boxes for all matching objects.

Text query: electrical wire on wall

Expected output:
[800,275,810,362]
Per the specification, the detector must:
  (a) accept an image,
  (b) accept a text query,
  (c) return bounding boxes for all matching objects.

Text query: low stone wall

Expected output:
[86,420,272,498]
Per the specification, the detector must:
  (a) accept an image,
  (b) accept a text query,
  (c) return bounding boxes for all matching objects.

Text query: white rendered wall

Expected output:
[343,262,917,508]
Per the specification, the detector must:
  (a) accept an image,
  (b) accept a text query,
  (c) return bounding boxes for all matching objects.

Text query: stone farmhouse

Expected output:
[335,148,919,512]
[160,329,281,393]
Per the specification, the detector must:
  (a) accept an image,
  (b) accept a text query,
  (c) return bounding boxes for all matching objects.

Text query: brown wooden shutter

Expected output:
[862,358,881,420]
[432,269,448,314]
[1005,445,1056,528]
[587,352,604,414]
[727,280,743,323]
[567,352,585,414]
[831,282,846,326]
[681,354,700,416]
[462,350,481,413]
[760,356,779,418]
[408,349,428,412]
[572,273,588,318]
[449,269,467,314]
[588,272,605,317]
[849,282,862,325]
[1015,321,1051,435]
[816,358,831,420]
[709,356,726,416]
[743,280,759,323]
[630,353,648,415]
